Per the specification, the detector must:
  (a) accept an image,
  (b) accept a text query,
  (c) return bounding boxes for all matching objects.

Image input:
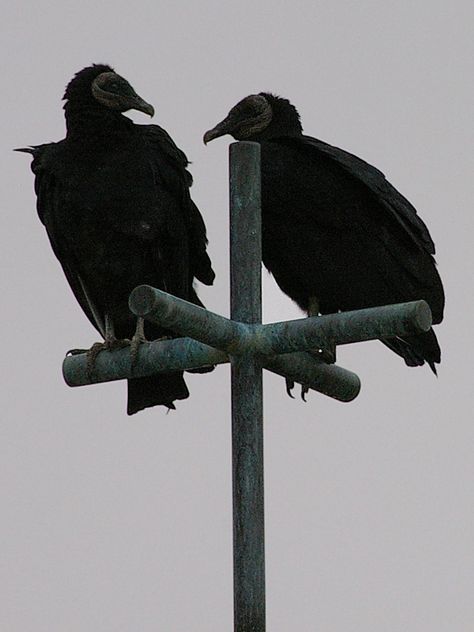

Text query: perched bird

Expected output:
[18,64,215,414]
[204,93,444,376]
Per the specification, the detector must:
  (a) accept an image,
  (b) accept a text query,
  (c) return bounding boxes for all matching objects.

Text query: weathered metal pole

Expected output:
[230,141,265,631]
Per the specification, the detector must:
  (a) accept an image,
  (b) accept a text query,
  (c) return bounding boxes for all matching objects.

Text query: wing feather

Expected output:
[280,135,436,255]
[28,144,105,336]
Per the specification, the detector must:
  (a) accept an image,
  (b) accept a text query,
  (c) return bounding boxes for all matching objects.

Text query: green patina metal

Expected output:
[63,336,227,386]
[127,285,431,358]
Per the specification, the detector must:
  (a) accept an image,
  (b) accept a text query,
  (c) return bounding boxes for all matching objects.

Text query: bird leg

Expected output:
[286,298,320,398]
[86,314,130,379]
[130,316,148,367]
[308,296,320,317]
[308,296,336,365]
[129,317,174,368]
[299,296,337,401]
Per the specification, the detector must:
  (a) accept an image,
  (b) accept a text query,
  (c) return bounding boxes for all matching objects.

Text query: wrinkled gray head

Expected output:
[64,64,154,117]
[203,93,302,143]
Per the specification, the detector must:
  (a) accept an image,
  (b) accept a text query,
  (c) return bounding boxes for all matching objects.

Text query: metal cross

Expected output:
[63,141,432,632]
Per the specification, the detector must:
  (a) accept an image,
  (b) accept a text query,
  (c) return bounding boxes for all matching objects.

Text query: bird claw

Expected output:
[286,379,310,402]
[85,338,130,379]
[297,345,336,400]
[285,346,337,402]
[66,348,88,356]
[285,378,295,398]
[301,385,309,401]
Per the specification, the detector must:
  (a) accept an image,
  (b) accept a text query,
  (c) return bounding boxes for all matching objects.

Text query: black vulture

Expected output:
[204,93,444,375]
[18,64,215,414]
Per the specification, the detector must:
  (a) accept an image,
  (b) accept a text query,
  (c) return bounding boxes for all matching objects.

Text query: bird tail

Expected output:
[381,328,441,375]
[126,372,189,415]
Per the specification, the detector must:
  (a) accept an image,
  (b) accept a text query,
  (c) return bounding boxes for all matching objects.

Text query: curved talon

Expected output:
[66,348,88,356]
[285,378,295,399]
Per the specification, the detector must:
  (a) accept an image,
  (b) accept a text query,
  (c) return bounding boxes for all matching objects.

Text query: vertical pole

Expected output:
[229,141,265,632]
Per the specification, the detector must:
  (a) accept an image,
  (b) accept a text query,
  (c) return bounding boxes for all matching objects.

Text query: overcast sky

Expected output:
[2,1,473,630]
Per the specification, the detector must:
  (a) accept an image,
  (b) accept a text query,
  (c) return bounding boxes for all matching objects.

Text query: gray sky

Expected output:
[2,1,473,630]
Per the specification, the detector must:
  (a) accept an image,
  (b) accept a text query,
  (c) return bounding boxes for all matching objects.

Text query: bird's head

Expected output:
[64,64,155,117]
[203,93,302,144]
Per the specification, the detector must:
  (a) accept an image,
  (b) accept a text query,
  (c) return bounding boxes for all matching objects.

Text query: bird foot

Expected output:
[86,338,131,379]
[298,346,336,400]
[285,345,337,402]
[316,345,336,364]
[130,331,172,368]
[286,380,310,402]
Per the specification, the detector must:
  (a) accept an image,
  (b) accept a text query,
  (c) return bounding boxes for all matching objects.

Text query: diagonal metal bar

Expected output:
[130,284,246,353]
[265,352,360,402]
[129,286,431,355]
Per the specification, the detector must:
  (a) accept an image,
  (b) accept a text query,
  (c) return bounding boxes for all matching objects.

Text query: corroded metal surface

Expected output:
[229,142,265,632]
[63,336,360,402]
[129,285,246,353]
[62,337,226,386]
[266,352,360,402]
[129,286,431,357]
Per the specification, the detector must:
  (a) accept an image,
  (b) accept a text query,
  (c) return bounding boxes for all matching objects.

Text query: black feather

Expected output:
[19,65,215,414]
[209,93,444,373]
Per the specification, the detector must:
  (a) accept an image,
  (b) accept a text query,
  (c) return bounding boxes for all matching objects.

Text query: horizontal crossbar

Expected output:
[62,338,360,403]
[129,285,432,355]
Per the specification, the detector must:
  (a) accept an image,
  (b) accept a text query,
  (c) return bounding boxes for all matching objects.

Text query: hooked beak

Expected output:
[203,114,236,144]
[130,95,155,117]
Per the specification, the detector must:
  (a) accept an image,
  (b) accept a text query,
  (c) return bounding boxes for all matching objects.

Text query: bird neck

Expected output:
[257,94,303,139]
[64,102,132,139]
[251,125,303,141]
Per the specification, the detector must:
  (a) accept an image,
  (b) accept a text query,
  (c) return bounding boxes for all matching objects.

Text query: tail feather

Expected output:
[127,372,189,415]
[381,328,441,375]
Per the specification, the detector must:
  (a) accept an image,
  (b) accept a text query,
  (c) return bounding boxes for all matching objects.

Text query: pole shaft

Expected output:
[230,142,265,632]
[230,143,262,325]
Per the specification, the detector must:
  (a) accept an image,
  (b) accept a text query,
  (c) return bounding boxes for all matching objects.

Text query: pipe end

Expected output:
[413,300,433,332]
[129,285,157,316]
